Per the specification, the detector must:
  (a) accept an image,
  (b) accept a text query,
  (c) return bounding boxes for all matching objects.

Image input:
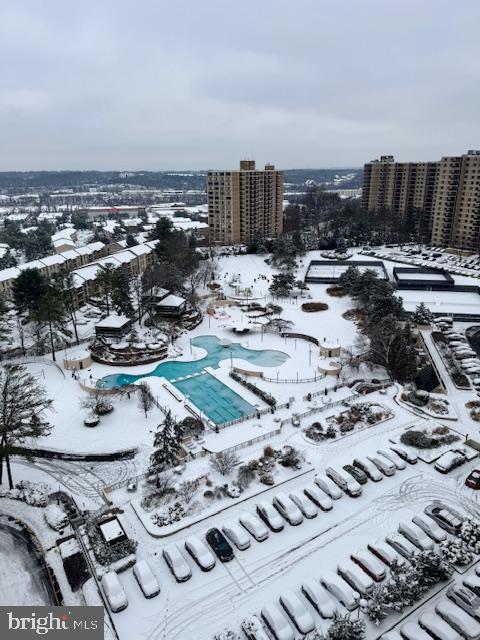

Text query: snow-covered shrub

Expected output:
[459,519,480,553]
[258,470,274,485]
[212,629,241,640]
[400,428,460,449]
[0,480,50,507]
[326,614,365,640]
[279,446,302,469]
[440,538,475,565]
[225,483,241,498]
[339,422,355,433]
[411,549,453,588]
[325,424,337,439]
[151,502,185,527]
[44,503,69,531]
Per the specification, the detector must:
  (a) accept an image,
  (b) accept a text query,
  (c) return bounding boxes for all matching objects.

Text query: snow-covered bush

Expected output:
[325,424,337,439]
[44,503,69,531]
[440,538,475,565]
[258,470,274,485]
[0,480,50,507]
[212,628,241,640]
[151,502,185,527]
[326,614,365,640]
[225,483,241,498]
[459,519,480,553]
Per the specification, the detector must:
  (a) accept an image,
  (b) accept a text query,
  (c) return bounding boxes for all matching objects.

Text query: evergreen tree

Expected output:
[33,280,72,361]
[111,270,135,318]
[269,272,296,297]
[0,296,11,346]
[326,614,365,640]
[55,271,80,344]
[411,302,434,326]
[0,364,52,489]
[148,411,180,474]
[13,268,47,316]
[95,264,116,314]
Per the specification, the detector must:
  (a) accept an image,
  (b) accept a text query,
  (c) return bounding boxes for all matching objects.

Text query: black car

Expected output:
[206,528,234,562]
[466,469,480,490]
[343,464,368,485]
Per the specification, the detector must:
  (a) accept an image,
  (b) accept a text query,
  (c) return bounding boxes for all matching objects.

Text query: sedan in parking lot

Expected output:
[133,559,160,598]
[350,549,386,582]
[400,621,432,640]
[239,512,269,541]
[464,574,480,596]
[288,491,317,518]
[385,533,418,560]
[434,449,468,473]
[398,521,434,551]
[436,599,480,639]
[222,521,251,550]
[320,572,359,611]
[256,501,284,532]
[102,572,128,612]
[279,590,315,634]
[314,474,343,500]
[367,540,405,568]
[419,612,462,640]
[261,603,294,640]
[389,445,417,464]
[303,485,333,511]
[162,544,192,582]
[424,503,464,534]
[466,469,480,489]
[185,535,216,571]
[343,464,368,485]
[377,449,406,470]
[273,493,304,526]
[412,513,447,542]
[353,457,383,482]
[447,585,480,620]
[301,578,336,618]
[206,528,234,562]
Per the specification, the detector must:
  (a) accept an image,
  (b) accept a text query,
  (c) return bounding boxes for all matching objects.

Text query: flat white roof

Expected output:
[396,271,448,281]
[99,517,126,542]
[400,289,480,314]
[0,267,21,282]
[96,314,130,329]
[157,294,186,307]
[40,254,67,267]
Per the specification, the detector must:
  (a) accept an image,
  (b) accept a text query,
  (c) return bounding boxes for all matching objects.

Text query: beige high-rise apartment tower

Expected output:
[208,160,284,245]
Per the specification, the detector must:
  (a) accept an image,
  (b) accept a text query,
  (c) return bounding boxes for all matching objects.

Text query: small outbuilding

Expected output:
[63,350,92,371]
[98,517,127,546]
[95,314,132,339]
[319,340,341,359]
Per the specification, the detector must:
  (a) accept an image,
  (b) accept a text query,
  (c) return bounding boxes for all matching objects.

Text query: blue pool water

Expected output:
[98,335,288,424]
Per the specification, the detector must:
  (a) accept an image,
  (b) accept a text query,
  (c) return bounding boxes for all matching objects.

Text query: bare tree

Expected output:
[137,381,154,418]
[210,451,240,476]
[177,479,199,504]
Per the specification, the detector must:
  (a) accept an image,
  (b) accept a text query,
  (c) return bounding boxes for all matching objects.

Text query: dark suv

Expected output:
[343,464,368,485]
[206,528,234,562]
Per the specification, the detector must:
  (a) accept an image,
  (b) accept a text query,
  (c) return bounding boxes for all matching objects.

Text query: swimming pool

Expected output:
[98,335,288,424]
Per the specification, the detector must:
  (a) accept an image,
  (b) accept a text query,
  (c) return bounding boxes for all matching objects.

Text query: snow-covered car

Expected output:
[256,501,284,532]
[102,572,128,612]
[241,615,270,640]
[261,603,295,640]
[464,574,480,597]
[379,631,403,640]
[353,457,383,482]
[301,577,336,618]
[400,621,432,640]
[447,585,480,620]
[184,535,216,571]
[350,549,386,582]
[303,485,333,511]
[343,464,368,485]
[288,491,317,519]
[325,467,362,497]
[133,559,160,598]
[435,599,480,639]
[412,513,447,542]
[315,474,343,500]
[425,503,464,534]
[398,521,435,551]
[239,512,269,541]
[377,449,406,470]
[385,533,418,560]
[279,590,315,634]
[222,520,251,550]
[272,493,304,526]
[368,455,396,476]
[367,540,406,568]
[434,450,468,474]
[337,561,375,596]
[465,469,480,490]
[206,528,234,562]
[389,445,418,464]
[320,571,359,611]
[162,544,192,582]
[419,612,463,640]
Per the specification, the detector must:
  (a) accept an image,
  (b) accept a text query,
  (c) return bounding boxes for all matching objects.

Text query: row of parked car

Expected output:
[101,559,160,613]
[382,567,480,640]
[247,503,468,640]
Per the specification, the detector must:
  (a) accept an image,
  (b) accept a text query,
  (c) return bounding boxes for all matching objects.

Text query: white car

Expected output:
[379,632,403,640]
[256,501,285,532]
[464,574,480,596]
[320,572,359,611]
[133,559,160,598]
[398,521,435,551]
[412,513,447,542]
[279,590,315,634]
[261,603,295,640]
[303,485,333,511]
[419,612,463,640]
[301,577,336,618]
[385,533,418,560]
[162,544,192,582]
[436,599,480,639]
[315,474,343,500]
[325,467,362,497]
[351,549,386,582]
[239,512,269,541]
[337,561,375,596]
[272,493,304,526]
[377,449,406,470]
[400,621,432,640]
[185,535,216,571]
[434,449,467,473]
[367,540,405,568]
[368,455,396,476]
[289,490,317,518]
[242,615,270,640]
[222,521,251,550]
[102,572,128,612]
[353,457,383,482]
[390,445,418,464]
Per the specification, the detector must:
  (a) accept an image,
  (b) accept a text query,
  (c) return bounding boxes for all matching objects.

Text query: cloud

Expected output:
[1,0,479,169]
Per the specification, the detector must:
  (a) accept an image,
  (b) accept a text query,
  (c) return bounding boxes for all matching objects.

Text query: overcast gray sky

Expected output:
[1,0,479,170]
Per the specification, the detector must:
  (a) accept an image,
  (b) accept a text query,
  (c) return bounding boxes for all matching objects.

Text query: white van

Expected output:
[133,560,160,598]
[314,474,343,500]
[102,572,128,612]
[368,455,396,476]
[419,612,463,640]
[325,467,362,497]
[320,571,359,610]
[436,599,480,640]
[261,603,295,640]
[337,561,375,596]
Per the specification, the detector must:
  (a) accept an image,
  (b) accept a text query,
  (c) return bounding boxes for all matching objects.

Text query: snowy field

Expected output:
[399,288,480,313]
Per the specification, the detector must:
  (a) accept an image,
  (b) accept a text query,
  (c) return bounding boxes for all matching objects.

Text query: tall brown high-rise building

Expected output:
[362,151,480,252]
[207,160,284,245]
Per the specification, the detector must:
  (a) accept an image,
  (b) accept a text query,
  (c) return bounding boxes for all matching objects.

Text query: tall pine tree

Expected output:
[148,411,180,475]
